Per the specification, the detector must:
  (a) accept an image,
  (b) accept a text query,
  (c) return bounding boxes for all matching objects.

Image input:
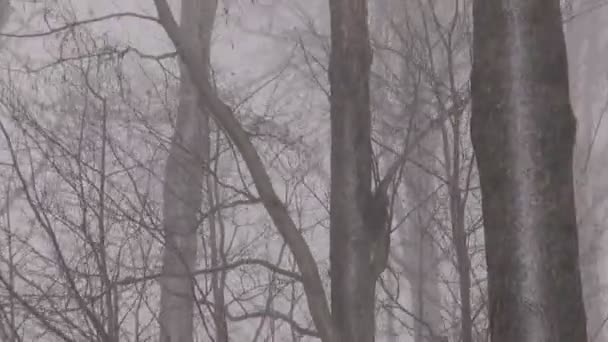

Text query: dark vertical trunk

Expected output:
[328,1,384,341]
[470,1,588,341]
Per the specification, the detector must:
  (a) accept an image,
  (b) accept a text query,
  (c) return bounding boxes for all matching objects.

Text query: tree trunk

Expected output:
[0,7,16,342]
[207,177,229,342]
[444,118,473,342]
[406,206,444,342]
[328,1,386,341]
[470,1,588,341]
[401,118,444,342]
[158,0,217,341]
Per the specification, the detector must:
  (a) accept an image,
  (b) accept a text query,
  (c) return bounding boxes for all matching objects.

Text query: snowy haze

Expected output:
[0,0,607,341]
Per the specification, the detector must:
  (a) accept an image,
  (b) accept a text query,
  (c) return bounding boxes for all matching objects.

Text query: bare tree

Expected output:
[152,0,338,340]
[327,0,390,341]
[370,1,480,340]
[401,125,445,342]
[158,0,216,341]
[471,0,588,341]
[4,1,599,341]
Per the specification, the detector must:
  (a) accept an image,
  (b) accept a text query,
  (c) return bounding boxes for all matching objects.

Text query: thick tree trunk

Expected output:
[158,1,217,341]
[470,1,588,341]
[328,1,386,341]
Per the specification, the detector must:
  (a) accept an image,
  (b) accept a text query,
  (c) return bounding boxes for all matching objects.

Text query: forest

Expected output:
[0,0,607,341]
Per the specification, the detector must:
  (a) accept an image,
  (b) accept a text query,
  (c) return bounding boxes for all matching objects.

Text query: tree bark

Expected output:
[158,1,216,341]
[471,1,588,341]
[328,1,387,341]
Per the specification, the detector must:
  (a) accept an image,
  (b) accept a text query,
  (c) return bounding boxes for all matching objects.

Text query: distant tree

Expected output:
[157,0,216,341]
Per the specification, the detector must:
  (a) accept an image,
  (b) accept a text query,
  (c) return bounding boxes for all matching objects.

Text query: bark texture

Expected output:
[471,1,588,341]
[328,0,388,341]
[158,1,217,341]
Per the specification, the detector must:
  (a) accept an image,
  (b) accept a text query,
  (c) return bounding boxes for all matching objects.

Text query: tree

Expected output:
[370,1,479,340]
[153,0,394,340]
[153,0,338,340]
[327,0,389,341]
[0,20,167,340]
[158,0,217,341]
[470,0,588,341]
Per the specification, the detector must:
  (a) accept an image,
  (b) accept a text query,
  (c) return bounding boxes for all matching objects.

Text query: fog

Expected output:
[0,0,606,341]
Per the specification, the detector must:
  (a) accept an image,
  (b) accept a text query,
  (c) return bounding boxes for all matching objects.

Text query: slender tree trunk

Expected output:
[444,118,472,342]
[3,187,17,342]
[328,1,387,341]
[386,273,398,342]
[208,174,228,342]
[471,0,588,341]
[159,1,217,341]
[401,119,444,342]
[406,214,444,342]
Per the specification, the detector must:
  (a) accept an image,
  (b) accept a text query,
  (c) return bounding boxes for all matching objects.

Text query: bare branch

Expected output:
[229,308,318,337]
[151,1,336,341]
[115,257,303,286]
[0,12,159,38]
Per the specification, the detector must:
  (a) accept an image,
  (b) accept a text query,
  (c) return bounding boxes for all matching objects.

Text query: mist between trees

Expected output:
[0,0,607,341]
